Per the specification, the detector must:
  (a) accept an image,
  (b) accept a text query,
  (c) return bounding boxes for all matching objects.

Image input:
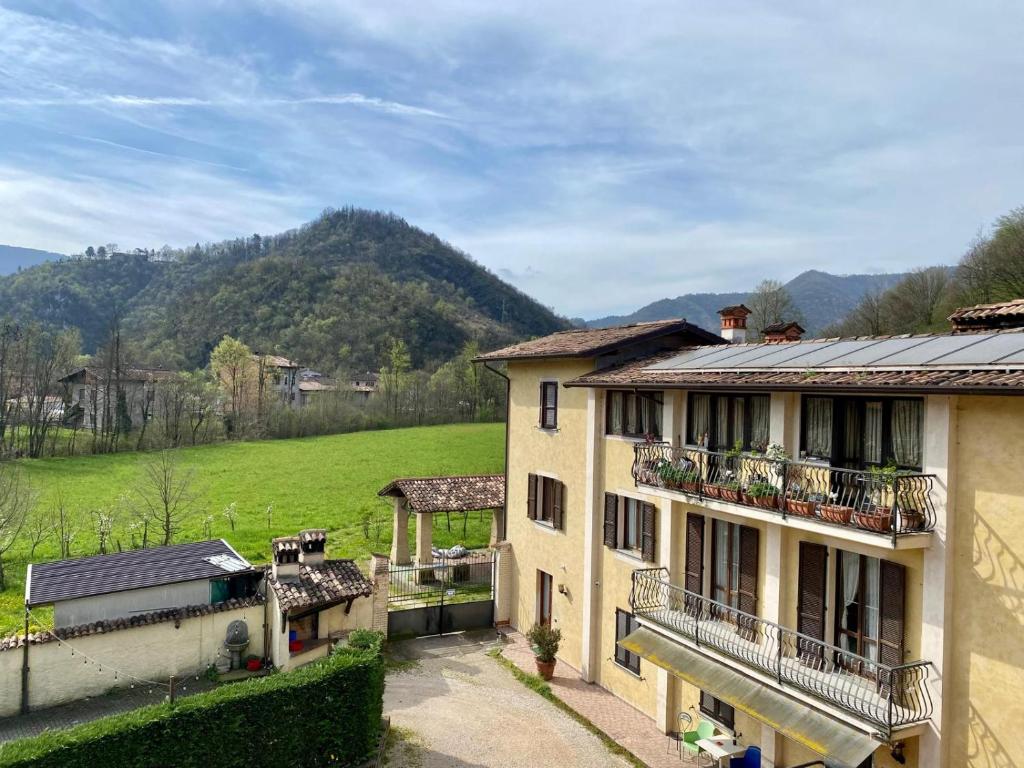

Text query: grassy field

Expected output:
[0,423,504,636]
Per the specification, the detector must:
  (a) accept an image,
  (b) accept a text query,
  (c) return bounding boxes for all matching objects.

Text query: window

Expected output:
[800,396,924,470]
[606,390,663,439]
[622,498,642,551]
[614,609,640,674]
[712,520,742,608]
[290,612,318,643]
[687,393,769,452]
[537,570,553,626]
[540,476,557,523]
[699,690,735,730]
[540,382,558,429]
[527,474,565,530]
[836,551,881,663]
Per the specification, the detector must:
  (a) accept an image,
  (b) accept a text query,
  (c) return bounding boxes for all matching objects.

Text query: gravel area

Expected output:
[384,632,635,768]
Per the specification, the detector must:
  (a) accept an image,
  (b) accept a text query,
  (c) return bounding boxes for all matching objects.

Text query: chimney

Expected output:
[718,305,752,343]
[299,529,327,567]
[272,536,300,578]
[762,321,805,343]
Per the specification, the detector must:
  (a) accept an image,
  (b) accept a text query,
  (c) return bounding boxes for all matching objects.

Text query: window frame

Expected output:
[540,381,559,430]
[620,497,642,553]
[799,395,924,471]
[699,690,735,730]
[537,570,553,626]
[834,550,881,669]
[711,519,742,609]
[614,609,641,674]
[606,390,663,439]
[686,392,770,452]
[539,475,557,524]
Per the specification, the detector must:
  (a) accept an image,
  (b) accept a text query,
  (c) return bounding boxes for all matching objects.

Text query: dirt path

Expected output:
[384,632,635,768]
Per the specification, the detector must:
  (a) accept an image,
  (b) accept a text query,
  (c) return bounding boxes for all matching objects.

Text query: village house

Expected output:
[255,354,301,408]
[350,371,379,402]
[59,366,176,431]
[298,369,338,407]
[476,298,1024,768]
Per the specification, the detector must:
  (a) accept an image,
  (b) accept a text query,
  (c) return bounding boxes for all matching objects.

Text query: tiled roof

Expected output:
[762,321,806,334]
[256,354,300,368]
[58,367,178,384]
[378,475,505,513]
[718,304,751,316]
[268,560,373,613]
[949,298,1024,328]
[474,320,725,361]
[0,596,265,653]
[27,540,255,607]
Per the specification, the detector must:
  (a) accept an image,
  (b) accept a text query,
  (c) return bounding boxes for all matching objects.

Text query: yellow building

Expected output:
[478,301,1024,768]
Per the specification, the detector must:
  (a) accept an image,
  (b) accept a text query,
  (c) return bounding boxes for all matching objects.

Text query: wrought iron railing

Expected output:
[629,569,933,737]
[632,442,936,541]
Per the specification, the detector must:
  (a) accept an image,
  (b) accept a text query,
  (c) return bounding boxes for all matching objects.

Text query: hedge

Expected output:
[0,631,386,768]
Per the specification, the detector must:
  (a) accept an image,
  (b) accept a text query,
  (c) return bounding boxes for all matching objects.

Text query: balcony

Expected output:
[632,443,936,546]
[629,568,932,738]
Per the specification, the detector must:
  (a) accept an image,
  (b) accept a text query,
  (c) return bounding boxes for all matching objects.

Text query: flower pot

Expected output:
[820,504,854,525]
[703,484,722,499]
[899,509,925,531]
[535,658,556,680]
[246,659,262,672]
[853,509,892,532]
[681,482,700,494]
[749,494,780,510]
[785,498,817,517]
[720,488,743,504]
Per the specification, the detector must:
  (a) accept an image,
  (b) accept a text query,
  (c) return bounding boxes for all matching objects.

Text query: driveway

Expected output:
[384,631,634,768]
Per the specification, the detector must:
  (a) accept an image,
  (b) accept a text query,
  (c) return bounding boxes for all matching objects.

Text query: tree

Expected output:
[210,336,255,436]
[0,463,34,589]
[747,280,802,338]
[135,451,200,546]
[380,338,411,419]
[49,489,79,559]
[957,208,1024,304]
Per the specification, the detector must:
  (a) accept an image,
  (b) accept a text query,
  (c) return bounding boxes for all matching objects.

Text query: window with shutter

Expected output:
[641,502,656,563]
[622,498,642,551]
[684,514,704,615]
[527,474,538,520]
[878,560,906,667]
[614,609,641,674]
[797,542,828,662]
[736,526,759,637]
[603,493,618,548]
[835,550,904,677]
[551,481,564,530]
[540,382,558,429]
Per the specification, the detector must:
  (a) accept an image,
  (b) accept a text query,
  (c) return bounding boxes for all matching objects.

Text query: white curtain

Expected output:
[715,397,730,450]
[863,558,880,662]
[690,394,710,446]
[750,395,770,451]
[626,393,639,435]
[714,523,728,604]
[863,401,883,464]
[804,397,833,458]
[641,395,663,438]
[840,551,861,652]
[609,391,624,434]
[892,400,923,468]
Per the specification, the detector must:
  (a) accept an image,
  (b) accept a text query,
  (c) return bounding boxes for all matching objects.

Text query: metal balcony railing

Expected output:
[632,442,936,543]
[629,569,933,738]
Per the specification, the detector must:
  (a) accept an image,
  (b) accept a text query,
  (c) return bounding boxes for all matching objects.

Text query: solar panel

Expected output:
[653,344,757,369]
[871,335,989,365]
[819,337,929,367]
[204,554,250,573]
[762,339,880,368]
[729,340,837,368]
[928,333,1024,365]
[647,345,729,369]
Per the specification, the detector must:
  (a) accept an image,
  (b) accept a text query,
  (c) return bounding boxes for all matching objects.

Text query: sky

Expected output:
[0,1,1022,319]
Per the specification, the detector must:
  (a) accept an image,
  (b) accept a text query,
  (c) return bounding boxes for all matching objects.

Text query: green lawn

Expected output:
[0,423,504,636]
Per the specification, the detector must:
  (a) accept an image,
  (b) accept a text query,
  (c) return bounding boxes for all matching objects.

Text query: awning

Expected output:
[620,626,882,768]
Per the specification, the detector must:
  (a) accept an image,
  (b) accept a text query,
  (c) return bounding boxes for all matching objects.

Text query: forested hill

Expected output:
[0,208,571,370]
[587,270,906,335]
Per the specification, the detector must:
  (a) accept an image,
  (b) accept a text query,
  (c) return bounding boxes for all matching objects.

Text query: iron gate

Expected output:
[387,553,495,637]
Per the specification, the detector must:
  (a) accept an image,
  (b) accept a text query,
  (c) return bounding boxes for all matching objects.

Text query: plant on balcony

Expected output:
[820,496,854,525]
[526,623,562,680]
[746,479,781,509]
[718,477,743,504]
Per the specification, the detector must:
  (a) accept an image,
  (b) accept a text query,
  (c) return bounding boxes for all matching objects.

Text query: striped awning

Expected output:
[619,626,882,768]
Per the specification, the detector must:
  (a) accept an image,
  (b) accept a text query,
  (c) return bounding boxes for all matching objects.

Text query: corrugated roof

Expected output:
[474,320,725,361]
[27,540,255,607]
[268,560,373,613]
[378,475,505,513]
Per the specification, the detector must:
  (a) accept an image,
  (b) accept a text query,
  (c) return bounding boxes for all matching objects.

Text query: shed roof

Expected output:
[378,475,505,513]
[473,320,725,362]
[267,560,373,613]
[26,539,255,607]
[949,298,1024,328]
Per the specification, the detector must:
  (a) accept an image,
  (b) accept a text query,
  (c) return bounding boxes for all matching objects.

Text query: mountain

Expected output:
[0,208,570,370]
[0,245,63,275]
[587,270,907,335]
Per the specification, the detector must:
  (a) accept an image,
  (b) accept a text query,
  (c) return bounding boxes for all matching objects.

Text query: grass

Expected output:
[487,649,648,768]
[0,423,504,636]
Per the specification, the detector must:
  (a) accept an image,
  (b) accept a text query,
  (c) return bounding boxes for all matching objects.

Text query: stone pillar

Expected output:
[369,554,390,635]
[493,541,514,626]
[390,498,410,565]
[489,506,505,547]
[415,512,435,585]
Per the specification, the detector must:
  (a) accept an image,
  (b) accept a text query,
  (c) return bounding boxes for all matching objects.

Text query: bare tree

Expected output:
[0,463,34,589]
[135,451,200,546]
[49,489,79,559]
[23,504,55,560]
[747,279,802,338]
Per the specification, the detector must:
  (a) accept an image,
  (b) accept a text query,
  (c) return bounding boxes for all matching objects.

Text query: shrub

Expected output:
[526,623,562,663]
[0,641,385,768]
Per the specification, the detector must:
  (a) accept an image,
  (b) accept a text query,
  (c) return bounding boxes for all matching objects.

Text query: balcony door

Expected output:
[710,520,758,635]
[835,552,905,675]
[537,570,553,627]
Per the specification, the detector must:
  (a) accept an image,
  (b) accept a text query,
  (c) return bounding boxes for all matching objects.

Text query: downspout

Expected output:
[481,362,510,542]
[20,604,29,714]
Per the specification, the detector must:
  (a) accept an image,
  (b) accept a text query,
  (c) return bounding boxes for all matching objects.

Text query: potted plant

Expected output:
[526,623,562,681]
[820,497,854,525]
[719,478,743,504]
[746,479,781,510]
[854,462,900,532]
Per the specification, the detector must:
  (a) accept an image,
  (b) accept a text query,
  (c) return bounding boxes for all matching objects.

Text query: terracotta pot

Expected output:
[820,504,854,525]
[853,510,892,532]
[720,488,743,504]
[703,484,722,499]
[535,658,556,680]
[749,494,780,510]
[785,498,817,517]
[899,509,925,531]
[681,482,700,494]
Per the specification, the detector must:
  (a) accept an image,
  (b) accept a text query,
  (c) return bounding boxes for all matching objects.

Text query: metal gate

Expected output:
[387,553,495,638]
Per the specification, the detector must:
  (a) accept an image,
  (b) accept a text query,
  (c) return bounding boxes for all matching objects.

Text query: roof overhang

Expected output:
[620,626,884,767]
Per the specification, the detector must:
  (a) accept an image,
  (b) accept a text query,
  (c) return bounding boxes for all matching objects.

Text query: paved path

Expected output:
[0,677,216,744]
[384,630,637,768]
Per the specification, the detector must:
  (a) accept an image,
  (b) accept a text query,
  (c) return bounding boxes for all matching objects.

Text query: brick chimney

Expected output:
[299,529,327,567]
[271,536,300,578]
[762,321,805,343]
[718,305,751,343]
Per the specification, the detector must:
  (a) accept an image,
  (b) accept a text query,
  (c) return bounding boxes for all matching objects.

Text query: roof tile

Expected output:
[378,475,505,513]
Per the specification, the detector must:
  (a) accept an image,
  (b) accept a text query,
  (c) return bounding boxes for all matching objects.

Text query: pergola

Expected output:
[377,475,505,565]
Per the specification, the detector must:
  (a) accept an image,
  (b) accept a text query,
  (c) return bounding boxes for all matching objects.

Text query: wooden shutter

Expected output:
[684,514,704,615]
[878,560,906,668]
[797,542,828,662]
[527,474,538,520]
[640,502,657,562]
[552,481,565,530]
[538,383,545,427]
[603,493,618,548]
[736,526,759,638]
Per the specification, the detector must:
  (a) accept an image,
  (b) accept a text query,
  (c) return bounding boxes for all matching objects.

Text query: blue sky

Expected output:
[1,1,1022,318]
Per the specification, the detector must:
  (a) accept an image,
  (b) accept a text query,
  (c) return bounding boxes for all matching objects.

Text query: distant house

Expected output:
[3,395,64,426]
[350,371,379,402]
[298,369,337,407]
[59,367,176,431]
[253,354,301,408]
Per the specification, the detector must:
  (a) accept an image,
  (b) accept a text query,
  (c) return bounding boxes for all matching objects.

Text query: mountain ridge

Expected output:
[0,244,64,275]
